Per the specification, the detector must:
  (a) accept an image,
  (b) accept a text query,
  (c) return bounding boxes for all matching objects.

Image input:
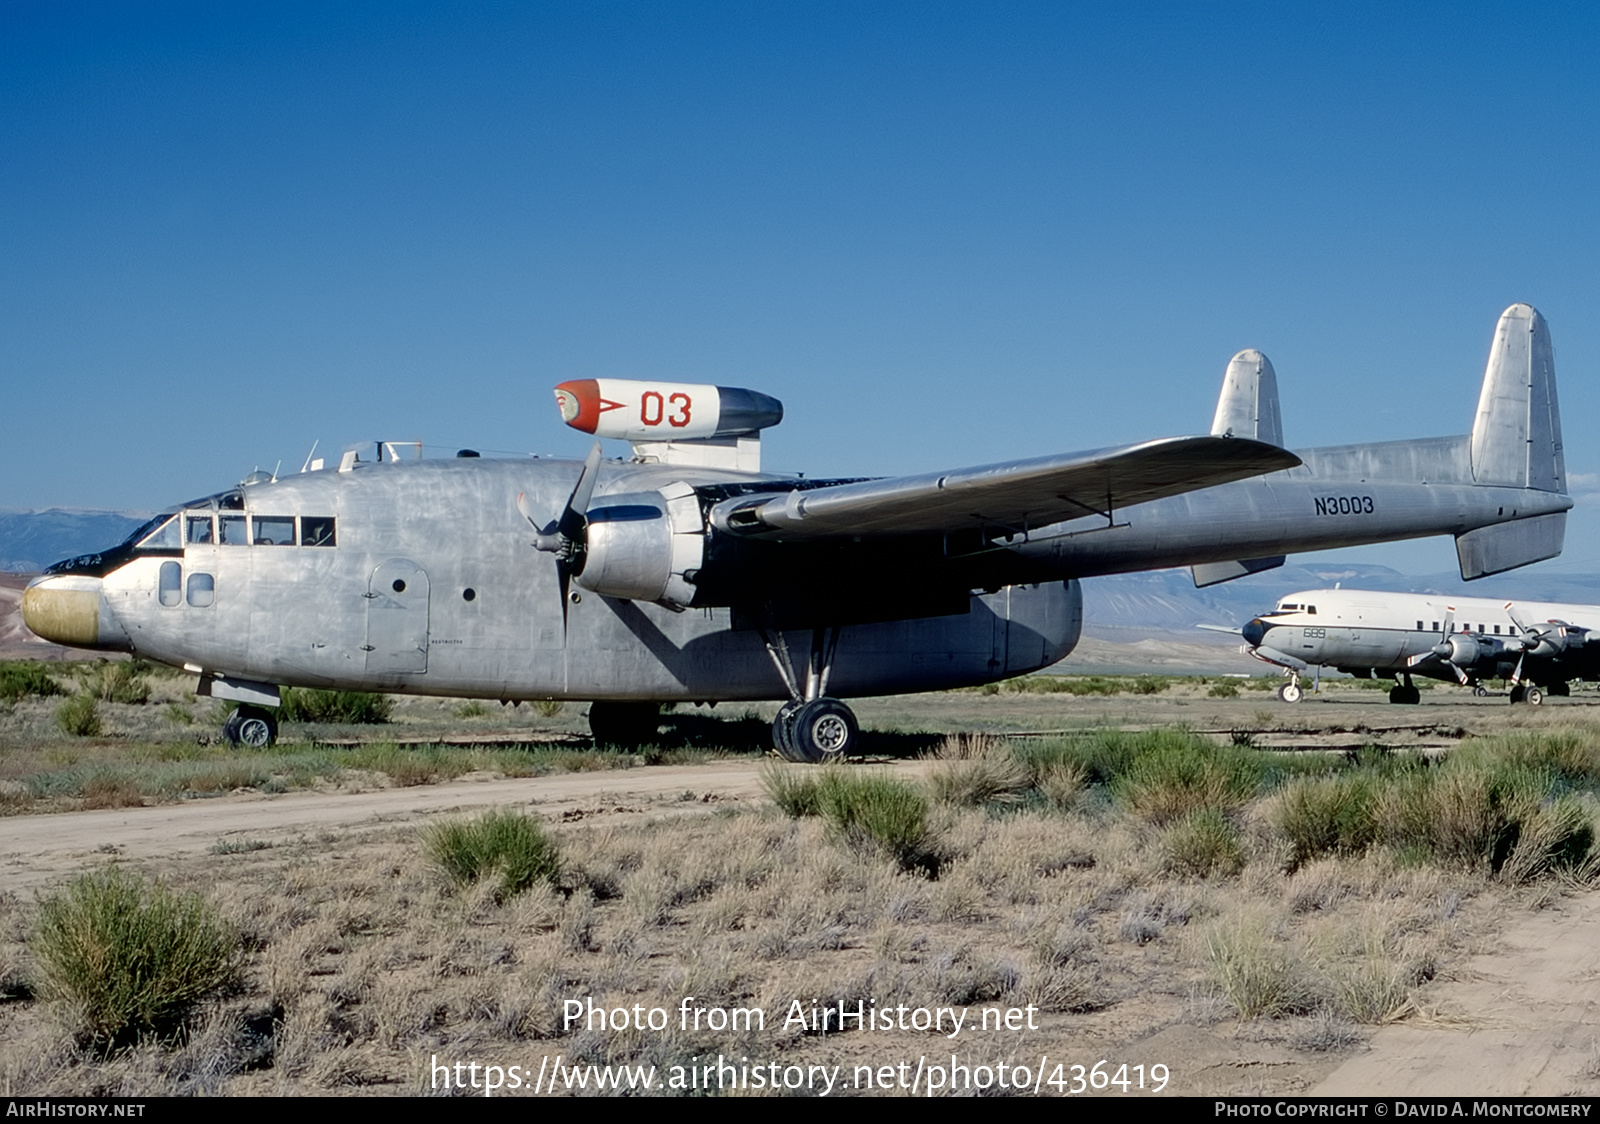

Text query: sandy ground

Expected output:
[4,707,1600,1097]
[7,662,1600,1096]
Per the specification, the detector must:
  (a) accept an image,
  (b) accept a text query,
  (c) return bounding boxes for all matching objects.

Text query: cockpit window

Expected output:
[253,516,296,546]
[219,515,248,545]
[133,514,182,551]
[187,516,214,545]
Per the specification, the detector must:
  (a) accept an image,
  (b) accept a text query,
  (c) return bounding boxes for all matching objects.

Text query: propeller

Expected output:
[1409,607,1474,683]
[1502,603,1584,685]
[517,442,604,633]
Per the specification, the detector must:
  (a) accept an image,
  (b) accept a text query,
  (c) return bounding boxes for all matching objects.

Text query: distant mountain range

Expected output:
[3,508,1594,642]
[0,509,152,573]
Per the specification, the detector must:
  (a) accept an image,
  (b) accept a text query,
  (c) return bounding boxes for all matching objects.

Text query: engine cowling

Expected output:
[574,481,704,608]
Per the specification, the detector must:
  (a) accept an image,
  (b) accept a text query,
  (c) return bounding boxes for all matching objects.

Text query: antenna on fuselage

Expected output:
[300,440,320,474]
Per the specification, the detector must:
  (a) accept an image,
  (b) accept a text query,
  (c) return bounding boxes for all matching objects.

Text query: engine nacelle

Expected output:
[575,482,704,608]
[554,379,782,442]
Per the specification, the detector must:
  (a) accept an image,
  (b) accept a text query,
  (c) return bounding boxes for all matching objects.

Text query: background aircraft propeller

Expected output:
[1410,607,1474,684]
[517,442,603,633]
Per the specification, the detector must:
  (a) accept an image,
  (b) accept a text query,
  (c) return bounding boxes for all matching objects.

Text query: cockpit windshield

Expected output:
[126,513,182,551]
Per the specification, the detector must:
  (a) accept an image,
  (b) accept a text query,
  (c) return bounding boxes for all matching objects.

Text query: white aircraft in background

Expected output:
[1230,588,1597,705]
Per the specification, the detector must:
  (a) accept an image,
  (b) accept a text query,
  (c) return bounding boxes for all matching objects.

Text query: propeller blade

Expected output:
[519,443,606,639]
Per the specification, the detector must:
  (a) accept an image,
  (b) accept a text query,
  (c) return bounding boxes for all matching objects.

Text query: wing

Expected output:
[709,435,1301,540]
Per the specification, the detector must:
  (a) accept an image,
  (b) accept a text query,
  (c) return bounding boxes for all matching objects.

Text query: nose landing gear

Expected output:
[223,704,278,748]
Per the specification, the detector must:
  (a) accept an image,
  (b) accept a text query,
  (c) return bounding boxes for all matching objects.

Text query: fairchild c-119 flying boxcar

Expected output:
[23,304,1570,760]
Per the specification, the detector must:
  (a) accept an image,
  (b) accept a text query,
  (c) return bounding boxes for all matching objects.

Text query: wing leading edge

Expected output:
[708,435,1301,541]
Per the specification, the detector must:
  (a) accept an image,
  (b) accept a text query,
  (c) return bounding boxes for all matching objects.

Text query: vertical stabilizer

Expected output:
[1471,304,1564,492]
[1196,349,1286,587]
[1211,349,1283,446]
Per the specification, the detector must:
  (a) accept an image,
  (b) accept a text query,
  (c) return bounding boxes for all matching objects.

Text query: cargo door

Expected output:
[365,559,430,674]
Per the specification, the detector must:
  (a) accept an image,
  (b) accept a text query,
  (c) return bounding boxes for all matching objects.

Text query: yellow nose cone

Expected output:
[22,583,101,647]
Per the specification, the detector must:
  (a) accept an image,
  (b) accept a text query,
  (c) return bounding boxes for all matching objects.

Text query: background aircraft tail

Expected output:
[1457,304,1567,579]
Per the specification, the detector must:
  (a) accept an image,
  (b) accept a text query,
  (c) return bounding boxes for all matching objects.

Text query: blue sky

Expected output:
[4,2,1599,575]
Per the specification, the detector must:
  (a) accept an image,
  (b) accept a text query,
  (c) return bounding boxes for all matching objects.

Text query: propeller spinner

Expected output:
[517,443,604,632]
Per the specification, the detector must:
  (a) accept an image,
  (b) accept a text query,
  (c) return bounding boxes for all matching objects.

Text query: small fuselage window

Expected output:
[253,517,296,546]
[302,516,336,547]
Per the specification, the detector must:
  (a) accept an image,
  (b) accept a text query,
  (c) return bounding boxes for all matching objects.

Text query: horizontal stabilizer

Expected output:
[1456,512,1566,580]
[1192,555,1285,589]
[710,436,1301,541]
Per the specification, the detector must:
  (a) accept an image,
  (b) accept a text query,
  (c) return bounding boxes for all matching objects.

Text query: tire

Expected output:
[588,701,661,749]
[1509,686,1526,704]
[1473,686,1489,697]
[225,705,278,749]
[771,701,803,761]
[1388,685,1417,704]
[1525,686,1545,706]
[1278,682,1303,703]
[790,698,858,763]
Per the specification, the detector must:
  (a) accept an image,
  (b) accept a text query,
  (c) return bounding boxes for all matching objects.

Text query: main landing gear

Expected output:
[587,701,665,748]
[762,626,859,763]
[1509,685,1546,706]
[223,704,278,748]
[1388,674,1421,705]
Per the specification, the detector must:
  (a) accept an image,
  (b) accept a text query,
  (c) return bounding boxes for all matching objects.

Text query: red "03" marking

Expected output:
[640,391,692,427]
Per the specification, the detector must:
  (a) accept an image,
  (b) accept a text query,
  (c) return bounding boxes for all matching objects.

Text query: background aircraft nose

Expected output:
[21,576,104,647]
[1242,618,1268,648]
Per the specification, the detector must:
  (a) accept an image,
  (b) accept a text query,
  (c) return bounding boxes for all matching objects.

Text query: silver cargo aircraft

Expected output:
[23,304,1570,760]
[1231,587,1598,706]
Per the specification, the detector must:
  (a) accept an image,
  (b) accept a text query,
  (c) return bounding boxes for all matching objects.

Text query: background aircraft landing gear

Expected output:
[588,701,663,748]
[223,705,278,749]
[1510,685,1544,705]
[1473,685,1489,697]
[1277,680,1303,703]
[1388,679,1421,705]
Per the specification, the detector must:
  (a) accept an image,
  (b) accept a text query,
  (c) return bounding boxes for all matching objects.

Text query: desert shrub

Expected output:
[55,693,102,737]
[454,700,491,718]
[1495,795,1596,884]
[1204,912,1316,1019]
[1454,731,1600,790]
[1163,808,1245,878]
[820,773,931,866]
[425,809,561,902]
[927,734,1031,807]
[1208,681,1240,698]
[1132,676,1166,695]
[1034,760,1089,812]
[1319,923,1434,1024]
[0,661,64,703]
[761,763,827,817]
[1275,775,1379,869]
[83,661,151,705]
[31,866,240,1049]
[532,699,564,718]
[279,688,392,724]
[1112,739,1262,825]
[777,770,936,872]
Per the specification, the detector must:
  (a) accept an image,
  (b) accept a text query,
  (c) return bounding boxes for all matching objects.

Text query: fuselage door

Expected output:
[366,559,430,674]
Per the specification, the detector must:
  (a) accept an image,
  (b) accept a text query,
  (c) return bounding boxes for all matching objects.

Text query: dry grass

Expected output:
[4,710,1600,1094]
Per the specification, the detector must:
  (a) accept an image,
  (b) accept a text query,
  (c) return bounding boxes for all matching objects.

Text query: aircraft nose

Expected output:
[1241,618,1268,648]
[22,575,106,648]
